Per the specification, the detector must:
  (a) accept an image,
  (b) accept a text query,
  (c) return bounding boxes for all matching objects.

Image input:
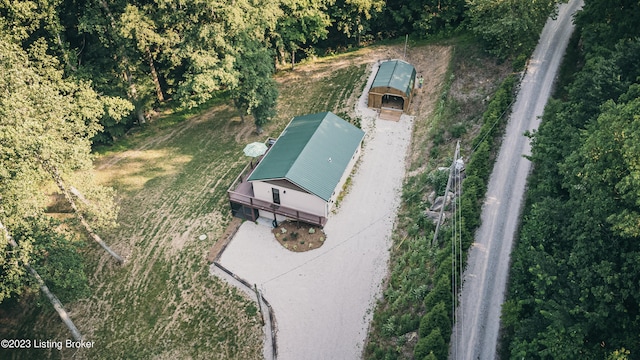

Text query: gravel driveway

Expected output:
[211,62,414,360]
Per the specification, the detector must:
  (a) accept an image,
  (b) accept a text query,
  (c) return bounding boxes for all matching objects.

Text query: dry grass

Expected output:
[364,40,513,358]
[0,42,462,360]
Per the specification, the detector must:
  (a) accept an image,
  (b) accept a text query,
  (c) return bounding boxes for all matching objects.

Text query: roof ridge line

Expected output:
[388,60,400,88]
[284,111,330,180]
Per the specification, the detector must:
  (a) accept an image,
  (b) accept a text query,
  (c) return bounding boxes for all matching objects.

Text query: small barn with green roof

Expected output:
[368,60,416,113]
[227,111,365,226]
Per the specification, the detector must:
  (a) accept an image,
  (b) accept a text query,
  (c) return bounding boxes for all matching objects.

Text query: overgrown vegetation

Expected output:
[0,0,561,144]
[0,47,372,359]
[1,0,571,357]
[365,40,515,359]
[501,0,640,358]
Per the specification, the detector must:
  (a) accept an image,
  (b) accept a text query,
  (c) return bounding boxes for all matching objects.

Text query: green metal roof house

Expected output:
[228,112,364,226]
[368,60,416,114]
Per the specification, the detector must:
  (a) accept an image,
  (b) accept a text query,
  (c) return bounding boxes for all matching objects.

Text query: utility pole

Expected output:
[403,34,408,60]
[432,141,460,246]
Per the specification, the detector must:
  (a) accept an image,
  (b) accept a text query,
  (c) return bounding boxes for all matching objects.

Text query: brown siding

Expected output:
[368,86,413,113]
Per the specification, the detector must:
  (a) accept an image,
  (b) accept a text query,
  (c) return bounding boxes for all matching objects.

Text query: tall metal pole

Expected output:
[432,141,460,246]
[403,34,408,60]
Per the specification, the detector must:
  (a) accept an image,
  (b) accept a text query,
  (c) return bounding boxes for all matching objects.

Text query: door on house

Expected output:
[272,188,281,204]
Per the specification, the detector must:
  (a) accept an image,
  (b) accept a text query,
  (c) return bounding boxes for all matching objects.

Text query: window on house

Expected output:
[272,188,280,204]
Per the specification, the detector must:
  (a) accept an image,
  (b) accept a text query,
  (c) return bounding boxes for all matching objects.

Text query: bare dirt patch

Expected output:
[271,221,326,252]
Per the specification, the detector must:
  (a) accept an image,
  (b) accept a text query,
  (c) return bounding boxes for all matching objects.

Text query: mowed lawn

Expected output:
[52,48,371,359]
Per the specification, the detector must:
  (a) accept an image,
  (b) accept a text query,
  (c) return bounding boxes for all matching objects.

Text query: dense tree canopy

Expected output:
[1,0,563,143]
[502,1,640,358]
[0,35,118,302]
[466,0,565,58]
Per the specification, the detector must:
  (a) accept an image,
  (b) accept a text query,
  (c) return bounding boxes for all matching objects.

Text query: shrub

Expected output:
[424,274,451,310]
[433,128,445,146]
[472,75,516,149]
[450,123,467,138]
[414,328,446,360]
[467,139,491,180]
[430,146,440,158]
[419,301,451,340]
[423,352,438,360]
[397,312,420,335]
[427,169,450,196]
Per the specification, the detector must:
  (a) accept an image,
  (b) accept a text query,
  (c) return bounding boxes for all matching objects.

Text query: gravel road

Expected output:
[451,1,584,359]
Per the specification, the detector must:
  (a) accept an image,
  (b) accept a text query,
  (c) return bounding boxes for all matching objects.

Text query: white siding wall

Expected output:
[257,210,288,223]
[251,181,327,217]
[328,142,363,211]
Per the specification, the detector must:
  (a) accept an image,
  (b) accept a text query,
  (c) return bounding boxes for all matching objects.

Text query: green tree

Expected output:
[275,0,331,69]
[169,0,280,109]
[0,218,84,340]
[370,0,464,38]
[0,35,122,288]
[231,38,278,133]
[119,4,167,103]
[424,274,451,310]
[331,0,384,45]
[607,348,631,360]
[16,216,90,303]
[419,301,451,339]
[563,84,640,238]
[413,0,464,35]
[77,0,150,125]
[466,0,564,58]
[414,328,446,359]
[575,0,640,54]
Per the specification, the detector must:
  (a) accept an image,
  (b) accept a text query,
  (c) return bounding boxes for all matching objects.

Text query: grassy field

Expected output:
[0,39,504,360]
[0,45,378,360]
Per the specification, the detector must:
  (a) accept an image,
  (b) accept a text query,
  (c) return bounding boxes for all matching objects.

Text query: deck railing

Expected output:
[227,144,327,227]
[228,160,257,192]
[228,190,326,227]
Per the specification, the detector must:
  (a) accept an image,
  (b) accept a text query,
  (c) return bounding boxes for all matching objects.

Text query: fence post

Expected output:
[254,284,265,326]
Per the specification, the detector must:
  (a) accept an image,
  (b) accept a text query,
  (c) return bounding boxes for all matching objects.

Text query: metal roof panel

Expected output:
[371,60,416,97]
[248,112,365,201]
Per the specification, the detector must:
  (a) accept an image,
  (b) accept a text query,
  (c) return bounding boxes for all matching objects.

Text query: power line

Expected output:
[432,142,460,246]
[450,141,463,360]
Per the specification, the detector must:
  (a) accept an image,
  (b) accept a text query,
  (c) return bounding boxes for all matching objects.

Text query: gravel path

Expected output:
[212,62,414,359]
[451,1,584,359]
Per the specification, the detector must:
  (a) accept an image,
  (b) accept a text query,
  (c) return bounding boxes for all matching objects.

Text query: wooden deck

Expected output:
[227,160,327,227]
[228,190,326,227]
